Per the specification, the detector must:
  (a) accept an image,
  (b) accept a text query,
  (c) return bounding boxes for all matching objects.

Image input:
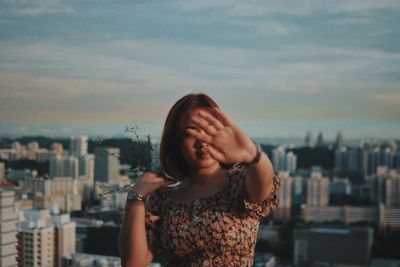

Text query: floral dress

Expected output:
[145,164,280,267]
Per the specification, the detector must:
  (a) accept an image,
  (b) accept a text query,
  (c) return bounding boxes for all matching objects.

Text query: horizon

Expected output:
[1,120,399,141]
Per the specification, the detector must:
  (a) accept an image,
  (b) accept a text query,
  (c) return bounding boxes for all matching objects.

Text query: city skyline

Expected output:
[0,1,399,139]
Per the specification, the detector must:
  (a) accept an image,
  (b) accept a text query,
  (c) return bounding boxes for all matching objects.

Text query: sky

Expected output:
[0,0,399,141]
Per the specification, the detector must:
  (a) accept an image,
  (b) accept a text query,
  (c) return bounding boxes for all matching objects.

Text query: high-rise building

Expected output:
[11,142,21,152]
[293,176,307,206]
[286,151,297,174]
[395,153,400,171]
[79,154,95,182]
[301,204,400,232]
[272,147,297,174]
[20,177,82,213]
[17,209,55,267]
[51,143,64,157]
[0,162,5,183]
[63,156,79,178]
[62,253,121,267]
[273,171,293,222]
[94,148,120,184]
[0,189,18,267]
[380,147,395,170]
[334,131,344,149]
[330,178,351,196]
[49,156,63,178]
[306,171,329,206]
[305,130,313,147]
[316,131,325,147]
[49,156,79,178]
[348,147,367,173]
[272,146,285,172]
[367,147,380,175]
[293,227,374,266]
[385,171,400,208]
[70,136,88,157]
[17,205,75,267]
[28,142,39,152]
[50,205,76,267]
[334,146,348,171]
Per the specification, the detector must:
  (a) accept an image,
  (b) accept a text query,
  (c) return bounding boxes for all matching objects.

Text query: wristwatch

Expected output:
[127,191,146,202]
[241,141,262,167]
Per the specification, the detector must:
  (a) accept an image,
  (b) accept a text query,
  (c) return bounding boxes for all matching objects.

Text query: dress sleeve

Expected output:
[145,189,166,255]
[228,164,281,219]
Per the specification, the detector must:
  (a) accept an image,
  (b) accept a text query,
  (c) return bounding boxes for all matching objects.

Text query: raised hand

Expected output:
[186,107,257,165]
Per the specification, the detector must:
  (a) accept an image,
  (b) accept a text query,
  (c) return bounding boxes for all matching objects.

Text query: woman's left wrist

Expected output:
[241,140,262,167]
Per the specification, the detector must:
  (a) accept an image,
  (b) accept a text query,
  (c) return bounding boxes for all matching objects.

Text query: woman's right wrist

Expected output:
[127,191,147,202]
[131,184,156,199]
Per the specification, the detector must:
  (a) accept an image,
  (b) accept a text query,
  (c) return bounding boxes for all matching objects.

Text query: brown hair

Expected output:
[160,93,219,180]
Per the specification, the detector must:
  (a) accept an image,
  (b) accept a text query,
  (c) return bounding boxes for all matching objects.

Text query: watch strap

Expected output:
[242,141,262,167]
[127,191,146,202]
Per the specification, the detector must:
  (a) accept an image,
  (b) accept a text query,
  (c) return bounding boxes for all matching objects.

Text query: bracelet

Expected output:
[241,141,262,167]
[127,191,146,202]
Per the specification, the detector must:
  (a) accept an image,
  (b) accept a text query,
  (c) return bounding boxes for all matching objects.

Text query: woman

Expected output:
[118,93,280,267]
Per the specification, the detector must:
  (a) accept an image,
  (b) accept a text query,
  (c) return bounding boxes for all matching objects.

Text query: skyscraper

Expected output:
[385,171,400,208]
[70,136,88,157]
[17,209,55,267]
[286,151,297,174]
[272,146,297,174]
[316,131,325,147]
[334,131,345,149]
[334,146,348,171]
[273,171,293,221]
[307,171,330,206]
[49,156,64,178]
[50,205,76,267]
[49,155,79,178]
[51,143,64,157]
[272,146,286,172]
[305,130,313,147]
[0,162,5,183]
[94,148,120,184]
[0,189,18,267]
[63,156,79,178]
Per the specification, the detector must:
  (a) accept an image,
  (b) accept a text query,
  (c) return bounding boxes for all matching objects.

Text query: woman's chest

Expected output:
[158,198,259,256]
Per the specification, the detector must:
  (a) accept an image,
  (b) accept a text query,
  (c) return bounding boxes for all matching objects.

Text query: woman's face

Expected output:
[180,107,220,171]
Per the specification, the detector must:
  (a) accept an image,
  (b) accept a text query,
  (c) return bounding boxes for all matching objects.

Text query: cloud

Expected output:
[174,0,400,17]
[371,93,400,105]
[3,0,75,16]
[1,32,399,124]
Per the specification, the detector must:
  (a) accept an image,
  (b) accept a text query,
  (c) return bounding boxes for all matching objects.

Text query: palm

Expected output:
[187,107,255,165]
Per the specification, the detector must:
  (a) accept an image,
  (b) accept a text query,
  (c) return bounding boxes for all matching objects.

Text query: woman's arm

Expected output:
[118,200,153,267]
[118,172,174,267]
[242,145,276,203]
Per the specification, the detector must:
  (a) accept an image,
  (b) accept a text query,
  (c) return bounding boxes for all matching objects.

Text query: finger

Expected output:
[207,145,225,162]
[212,107,232,126]
[163,178,177,185]
[185,128,213,144]
[198,111,225,130]
[191,116,218,136]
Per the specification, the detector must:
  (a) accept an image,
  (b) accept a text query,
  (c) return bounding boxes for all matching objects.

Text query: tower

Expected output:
[0,189,18,267]
[70,136,88,157]
[94,148,120,184]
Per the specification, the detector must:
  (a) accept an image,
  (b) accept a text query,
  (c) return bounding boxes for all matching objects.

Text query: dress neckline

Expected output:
[167,166,239,206]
